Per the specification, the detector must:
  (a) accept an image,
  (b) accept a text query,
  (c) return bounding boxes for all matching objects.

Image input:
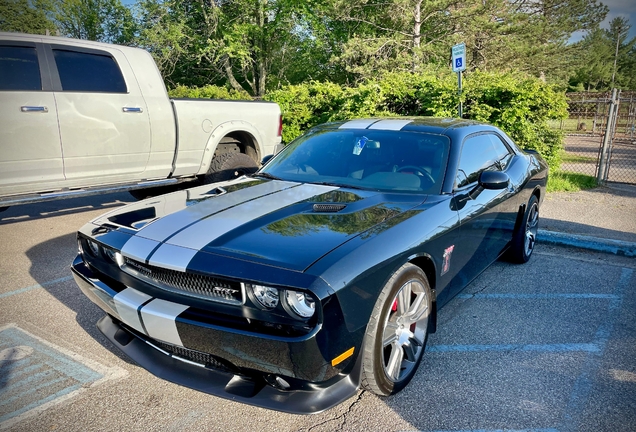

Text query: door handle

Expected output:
[122,107,143,113]
[21,106,48,113]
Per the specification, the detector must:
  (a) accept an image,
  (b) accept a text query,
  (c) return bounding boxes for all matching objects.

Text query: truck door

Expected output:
[49,45,151,182]
[0,42,64,195]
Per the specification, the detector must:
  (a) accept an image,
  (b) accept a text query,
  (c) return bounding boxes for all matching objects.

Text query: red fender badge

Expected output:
[441,245,455,276]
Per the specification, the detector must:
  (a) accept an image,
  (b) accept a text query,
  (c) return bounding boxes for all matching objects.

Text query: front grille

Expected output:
[122,257,244,305]
[152,340,236,373]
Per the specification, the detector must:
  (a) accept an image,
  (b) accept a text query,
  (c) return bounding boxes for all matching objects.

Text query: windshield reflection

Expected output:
[261,128,450,194]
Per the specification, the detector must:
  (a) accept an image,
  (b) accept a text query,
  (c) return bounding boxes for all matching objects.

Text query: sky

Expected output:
[570,0,636,42]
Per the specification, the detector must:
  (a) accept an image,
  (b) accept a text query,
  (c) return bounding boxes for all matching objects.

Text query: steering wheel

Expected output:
[396,165,435,186]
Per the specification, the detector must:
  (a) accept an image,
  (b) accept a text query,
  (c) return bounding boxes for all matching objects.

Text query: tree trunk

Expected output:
[222,56,247,94]
[412,0,422,72]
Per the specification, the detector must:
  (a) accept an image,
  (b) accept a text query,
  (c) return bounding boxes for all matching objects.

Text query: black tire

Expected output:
[361,263,432,396]
[508,194,539,263]
[204,153,258,184]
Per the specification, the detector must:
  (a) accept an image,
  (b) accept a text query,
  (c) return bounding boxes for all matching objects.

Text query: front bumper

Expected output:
[71,256,362,414]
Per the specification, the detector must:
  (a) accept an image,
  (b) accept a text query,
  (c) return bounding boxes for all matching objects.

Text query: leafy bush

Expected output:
[168,85,252,100]
[174,72,568,170]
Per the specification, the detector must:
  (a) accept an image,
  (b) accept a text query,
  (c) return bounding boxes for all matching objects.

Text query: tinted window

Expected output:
[456,134,503,187]
[53,49,127,93]
[0,46,41,91]
[261,129,450,194]
[489,134,512,168]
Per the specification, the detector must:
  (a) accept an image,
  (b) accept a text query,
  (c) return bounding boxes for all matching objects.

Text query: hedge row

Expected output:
[168,71,567,169]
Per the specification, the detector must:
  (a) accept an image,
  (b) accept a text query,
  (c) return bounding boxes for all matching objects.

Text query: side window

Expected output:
[456,135,502,188]
[489,134,513,169]
[0,46,41,91]
[53,49,127,93]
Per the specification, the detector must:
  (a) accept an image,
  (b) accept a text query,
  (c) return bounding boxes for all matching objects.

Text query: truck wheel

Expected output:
[204,153,258,183]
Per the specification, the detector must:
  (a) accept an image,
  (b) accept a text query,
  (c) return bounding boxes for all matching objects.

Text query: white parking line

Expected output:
[0,276,73,299]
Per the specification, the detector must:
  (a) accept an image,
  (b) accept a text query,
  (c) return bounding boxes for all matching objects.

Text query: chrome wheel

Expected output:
[524,201,539,257]
[381,279,430,382]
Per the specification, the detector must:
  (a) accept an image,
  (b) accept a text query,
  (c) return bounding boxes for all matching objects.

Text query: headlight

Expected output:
[87,240,100,256]
[103,247,123,266]
[249,284,279,309]
[284,290,315,318]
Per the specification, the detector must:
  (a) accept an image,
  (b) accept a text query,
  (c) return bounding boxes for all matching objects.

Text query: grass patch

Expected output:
[561,151,597,164]
[547,171,598,192]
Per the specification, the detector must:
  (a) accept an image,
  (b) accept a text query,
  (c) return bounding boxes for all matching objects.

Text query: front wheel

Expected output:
[508,195,539,263]
[361,263,432,396]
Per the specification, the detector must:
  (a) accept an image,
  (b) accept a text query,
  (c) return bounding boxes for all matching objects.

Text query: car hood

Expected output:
[89,178,426,272]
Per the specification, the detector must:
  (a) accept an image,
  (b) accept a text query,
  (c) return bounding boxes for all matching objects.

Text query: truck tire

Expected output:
[204,153,258,184]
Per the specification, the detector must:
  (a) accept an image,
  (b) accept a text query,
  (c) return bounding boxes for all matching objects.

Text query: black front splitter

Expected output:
[97,315,361,414]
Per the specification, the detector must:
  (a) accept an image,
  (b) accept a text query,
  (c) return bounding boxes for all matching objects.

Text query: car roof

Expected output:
[313,117,501,136]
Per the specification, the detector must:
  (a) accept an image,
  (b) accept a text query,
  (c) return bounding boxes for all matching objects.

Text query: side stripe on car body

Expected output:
[113,287,189,347]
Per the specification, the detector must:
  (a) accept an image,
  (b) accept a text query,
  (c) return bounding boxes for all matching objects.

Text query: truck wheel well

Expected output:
[216,132,259,163]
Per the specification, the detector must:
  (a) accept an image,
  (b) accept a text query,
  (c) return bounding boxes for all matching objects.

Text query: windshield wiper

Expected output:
[252,172,283,181]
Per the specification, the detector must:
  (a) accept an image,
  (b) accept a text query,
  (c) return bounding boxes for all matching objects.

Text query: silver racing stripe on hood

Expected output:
[136,180,301,242]
[146,183,339,271]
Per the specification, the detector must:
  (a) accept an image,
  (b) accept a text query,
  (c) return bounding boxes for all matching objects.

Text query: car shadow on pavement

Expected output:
[25,232,136,366]
[0,192,133,225]
[540,218,636,244]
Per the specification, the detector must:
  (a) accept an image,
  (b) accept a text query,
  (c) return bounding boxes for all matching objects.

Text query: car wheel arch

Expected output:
[406,253,438,334]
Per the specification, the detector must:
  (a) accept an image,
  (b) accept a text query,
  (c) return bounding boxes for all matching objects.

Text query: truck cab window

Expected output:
[53,49,127,93]
[0,46,41,91]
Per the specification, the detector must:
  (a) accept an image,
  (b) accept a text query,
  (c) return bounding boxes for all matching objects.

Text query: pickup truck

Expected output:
[0,32,283,210]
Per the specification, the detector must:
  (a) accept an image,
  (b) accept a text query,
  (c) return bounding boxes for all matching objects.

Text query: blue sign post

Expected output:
[451,43,466,118]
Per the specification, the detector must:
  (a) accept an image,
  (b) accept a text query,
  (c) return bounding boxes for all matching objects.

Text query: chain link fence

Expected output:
[552,91,636,185]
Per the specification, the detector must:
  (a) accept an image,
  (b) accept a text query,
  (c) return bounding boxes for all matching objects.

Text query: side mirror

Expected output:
[261,154,274,165]
[478,171,509,190]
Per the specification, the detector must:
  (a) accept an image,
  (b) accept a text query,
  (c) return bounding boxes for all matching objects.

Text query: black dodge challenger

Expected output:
[72,117,547,413]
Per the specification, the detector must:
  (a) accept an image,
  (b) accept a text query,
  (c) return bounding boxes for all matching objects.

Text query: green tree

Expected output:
[607,17,635,88]
[569,17,636,91]
[0,0,57,34]
[54,0,135,43]
[569,27,614,91]
[135,0,322,96]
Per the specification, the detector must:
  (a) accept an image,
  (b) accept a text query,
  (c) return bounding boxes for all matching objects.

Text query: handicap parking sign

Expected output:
[452,43,466,72]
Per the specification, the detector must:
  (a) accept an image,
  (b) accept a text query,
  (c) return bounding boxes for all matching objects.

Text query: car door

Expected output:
[449,133,518,291]
[49,45,151,182]
[0,41,64,196]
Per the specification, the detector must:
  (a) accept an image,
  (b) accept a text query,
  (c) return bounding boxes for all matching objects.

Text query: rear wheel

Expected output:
[361,263,432,396]
[508,195,539,263]
[204,153,258,184]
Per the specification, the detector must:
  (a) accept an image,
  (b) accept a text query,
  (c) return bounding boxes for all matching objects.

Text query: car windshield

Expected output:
[259,128,450,194]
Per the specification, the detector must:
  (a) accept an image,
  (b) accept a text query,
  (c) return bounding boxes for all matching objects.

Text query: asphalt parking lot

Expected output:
[1,193,635,432]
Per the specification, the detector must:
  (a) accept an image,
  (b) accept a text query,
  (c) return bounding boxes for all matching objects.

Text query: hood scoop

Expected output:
[204,186,227,196]
[312,203,347,213]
